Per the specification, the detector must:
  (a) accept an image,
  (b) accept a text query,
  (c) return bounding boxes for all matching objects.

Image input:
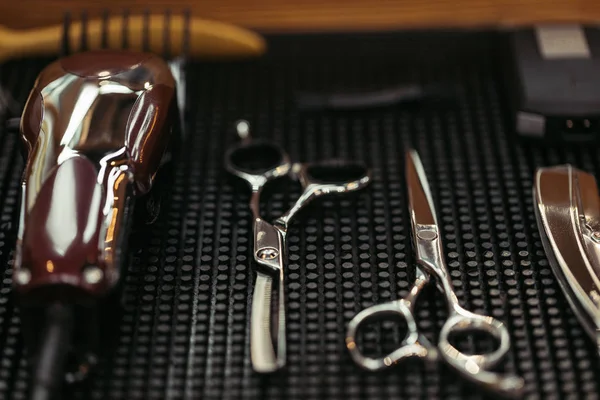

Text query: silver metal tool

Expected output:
[61,10,190,138]
[225,120,371,373]
[534,164,600,353]
[346,150,524,397]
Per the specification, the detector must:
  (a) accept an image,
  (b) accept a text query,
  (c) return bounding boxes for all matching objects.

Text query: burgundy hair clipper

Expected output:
[13,49,177,399]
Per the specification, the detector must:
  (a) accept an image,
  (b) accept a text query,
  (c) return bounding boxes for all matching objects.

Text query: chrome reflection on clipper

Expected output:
[534,164,600,354]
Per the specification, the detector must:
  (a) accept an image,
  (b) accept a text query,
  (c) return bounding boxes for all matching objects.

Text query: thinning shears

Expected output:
[226,120,371,373]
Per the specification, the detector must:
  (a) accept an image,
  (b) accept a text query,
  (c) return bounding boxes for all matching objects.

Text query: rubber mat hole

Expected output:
[228,143,284,174]
[446,329,500,355]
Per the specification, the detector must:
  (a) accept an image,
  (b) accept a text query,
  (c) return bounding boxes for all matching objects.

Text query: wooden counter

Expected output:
[0,0,597,32]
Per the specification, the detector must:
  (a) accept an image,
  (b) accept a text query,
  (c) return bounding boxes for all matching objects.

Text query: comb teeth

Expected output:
[121,9,129,49]
[183,9,190,56]
[60,9,191,59]
[61,11,71,57]
[80,10,88,52]
[101,9,109,49]
[163,10,171,60]
[142,9,150,53]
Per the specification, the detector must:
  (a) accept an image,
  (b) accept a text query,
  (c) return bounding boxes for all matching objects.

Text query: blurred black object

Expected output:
[294,83,456,111]
[508,25,600,143]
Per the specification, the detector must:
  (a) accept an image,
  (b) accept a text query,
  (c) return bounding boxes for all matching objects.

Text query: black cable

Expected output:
[294,83,457,111]
[28,303,73,400]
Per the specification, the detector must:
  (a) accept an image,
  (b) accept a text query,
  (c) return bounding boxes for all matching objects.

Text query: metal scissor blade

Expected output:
[251,218,287,372]
[406,149,438,228]
[251,272,286,373]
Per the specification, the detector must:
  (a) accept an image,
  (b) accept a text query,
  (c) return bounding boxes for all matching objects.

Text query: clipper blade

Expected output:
[534,164,600,354]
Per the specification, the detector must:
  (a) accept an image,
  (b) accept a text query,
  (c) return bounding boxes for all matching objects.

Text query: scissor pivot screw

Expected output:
[257,247,279,260]
[417,230,438,241]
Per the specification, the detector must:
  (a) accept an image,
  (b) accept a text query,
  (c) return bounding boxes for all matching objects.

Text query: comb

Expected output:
[6,10,207,138]
[0,11,266,63]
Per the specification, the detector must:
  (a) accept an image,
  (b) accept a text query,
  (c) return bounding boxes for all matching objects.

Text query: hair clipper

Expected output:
[12,50,177,399]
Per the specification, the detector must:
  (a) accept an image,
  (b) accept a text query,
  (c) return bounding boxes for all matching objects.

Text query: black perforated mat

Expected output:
[0,32,599,400]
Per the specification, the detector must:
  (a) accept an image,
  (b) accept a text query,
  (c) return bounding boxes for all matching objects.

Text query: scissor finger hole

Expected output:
[353,313,411,358]
[228,142,286,175]
[304,162,369,184]
[446,328,501,356]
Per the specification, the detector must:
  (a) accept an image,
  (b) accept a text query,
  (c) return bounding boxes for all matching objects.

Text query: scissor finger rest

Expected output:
[295,161,371,194]
[277,161,371,227]
[345,301,433,371]
[302,161,370,185]
[438,308,524,397]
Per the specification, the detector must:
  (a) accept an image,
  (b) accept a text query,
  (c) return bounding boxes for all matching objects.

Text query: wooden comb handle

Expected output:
[0,14,266,62]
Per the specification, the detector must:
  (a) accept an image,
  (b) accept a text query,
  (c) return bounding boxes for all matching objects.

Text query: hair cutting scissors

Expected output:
[225,120,371,373]
[346,150,524,397]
